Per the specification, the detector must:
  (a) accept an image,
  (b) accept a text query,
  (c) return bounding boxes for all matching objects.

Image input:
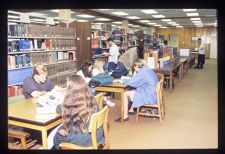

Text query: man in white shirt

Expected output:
[102,37,120,72]
[194,38,206,69]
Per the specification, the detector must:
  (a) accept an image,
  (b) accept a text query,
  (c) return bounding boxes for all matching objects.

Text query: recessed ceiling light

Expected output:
[95,18,111,21]
[126,16,140,19]
[193,20,202,23]
[147,22,156,25]
[111,12,128,16]
[190,17,201,20]
[167,22,177,24]
[8,15,20,19]
[77,20,88,22]
[161,19,172,22]
[77,14,95,18]
[112,21,122,24]
[138,20,151,23]
[30,18,46,21]
[183,9,197,12]
[186,13,199,16]
[152,15,165,18]
[154,24,162,26]
[141,9,157,14]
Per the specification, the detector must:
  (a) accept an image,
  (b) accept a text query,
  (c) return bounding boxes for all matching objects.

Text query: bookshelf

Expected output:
[8,23,78,94]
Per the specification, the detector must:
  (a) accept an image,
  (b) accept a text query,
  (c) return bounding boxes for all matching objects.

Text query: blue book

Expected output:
[17,55,22,67]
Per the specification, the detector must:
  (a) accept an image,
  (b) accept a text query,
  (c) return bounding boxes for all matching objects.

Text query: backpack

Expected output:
[89,73,113,87]
[111,62,128,78]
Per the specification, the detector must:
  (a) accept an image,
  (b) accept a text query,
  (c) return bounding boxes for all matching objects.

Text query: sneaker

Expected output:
[106,100,115,107]
[115,117,129,122]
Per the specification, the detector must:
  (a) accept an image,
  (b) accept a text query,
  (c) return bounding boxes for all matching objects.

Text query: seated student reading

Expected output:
[76,60,93,83]
[23,65,54,99]
[50,75,104,149]
[115,59,158,122]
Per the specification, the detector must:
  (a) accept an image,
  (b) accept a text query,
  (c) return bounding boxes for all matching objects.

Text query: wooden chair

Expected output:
[136,73,165,124]
[94,92,104,110]
[8,95,37,149]
[59,105,110,150]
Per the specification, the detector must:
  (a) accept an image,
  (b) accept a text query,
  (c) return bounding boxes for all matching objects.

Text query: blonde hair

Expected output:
[33,65,48,76]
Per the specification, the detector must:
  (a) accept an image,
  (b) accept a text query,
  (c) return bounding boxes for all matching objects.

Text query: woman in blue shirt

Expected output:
[115,60,158,122]
[51,75,104,149]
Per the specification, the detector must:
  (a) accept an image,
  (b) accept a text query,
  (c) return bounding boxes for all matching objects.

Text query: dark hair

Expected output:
[163,40,168,45]
[80,60,93,78]
[107,37,113,42]
[198,38,202,41]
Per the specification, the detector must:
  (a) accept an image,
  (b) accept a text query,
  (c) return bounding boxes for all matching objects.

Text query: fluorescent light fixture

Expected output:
[152,15,165,18]
[154,24,162,26]
[8,15,20,19]
[160,26,167,28]
[131,25,140,27]
[147,22,156,25]
[141,9,158,14]
[77,14,95,18]
[49,9,59,13]
[161,19,172,22]
[98,9,111,10]
[139,20,151,23]
[28,12,47,17]
[95,18,111,21]
[167,22,177,24]
[192,20,202,23]
[111,12,128,16]
[186,13,199,16]
[171,24,180,26]
[183,9,197,12]
[126,16,140,19]
[30,18,46,21]
[77,19,88,22]
[196,25,203,27]
[194,23,203,25]
[190,17,201,20]
[128,24,133,26]
[8,19,19,22]
[112,21,122,24]
[176,26,183,28]
[95,22,104,25]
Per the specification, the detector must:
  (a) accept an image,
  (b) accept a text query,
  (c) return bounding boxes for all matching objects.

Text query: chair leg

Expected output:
[136,107,139,122]
[20,136,27,149]
[158,108,162,124]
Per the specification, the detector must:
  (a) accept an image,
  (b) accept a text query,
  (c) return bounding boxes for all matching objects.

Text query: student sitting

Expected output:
[76,60,93,83]
[50,75,105,149]
[115,59,159,122]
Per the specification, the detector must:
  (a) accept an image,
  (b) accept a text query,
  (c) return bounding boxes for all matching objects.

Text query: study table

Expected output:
[8,98,62,149]
[95,82,127,122]
[179,58,189,79]
[153,62,182,93]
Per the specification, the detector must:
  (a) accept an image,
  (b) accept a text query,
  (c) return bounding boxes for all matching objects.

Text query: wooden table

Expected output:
[153,62,182,93]
[96,82,127,122]
[8,98,62,149]
[179,58,188,79]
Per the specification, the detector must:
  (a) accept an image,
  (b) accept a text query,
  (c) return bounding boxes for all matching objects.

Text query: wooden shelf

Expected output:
[8,36,76,40]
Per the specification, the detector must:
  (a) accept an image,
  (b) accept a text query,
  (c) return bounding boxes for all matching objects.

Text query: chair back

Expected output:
[94,93,104,110]
[156,73,164,104]
[88,105,109,149]
[8,95,25,104]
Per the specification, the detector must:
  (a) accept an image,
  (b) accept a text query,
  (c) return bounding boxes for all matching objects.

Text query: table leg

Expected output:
[181,63,184,79]
[41,128,48,149]
[179,65,182,81]
[170,71,173,93]
[121,90,124,122]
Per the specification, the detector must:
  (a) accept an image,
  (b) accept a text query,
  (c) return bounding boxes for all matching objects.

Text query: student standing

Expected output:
[102,37,120,72]
[194,38,206,69]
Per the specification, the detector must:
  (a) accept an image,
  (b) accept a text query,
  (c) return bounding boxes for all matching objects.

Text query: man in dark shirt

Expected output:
[23,65,54,99]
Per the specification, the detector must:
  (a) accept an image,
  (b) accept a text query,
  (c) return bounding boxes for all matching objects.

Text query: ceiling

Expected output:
[8,9,217,28]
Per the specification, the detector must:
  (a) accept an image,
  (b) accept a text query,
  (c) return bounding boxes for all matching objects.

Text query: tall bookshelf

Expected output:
[8,22,78,96]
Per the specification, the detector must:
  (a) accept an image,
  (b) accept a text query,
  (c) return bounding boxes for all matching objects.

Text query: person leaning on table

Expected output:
[23,64,54,99]
[48,75,104,149]
[115,59,158,122]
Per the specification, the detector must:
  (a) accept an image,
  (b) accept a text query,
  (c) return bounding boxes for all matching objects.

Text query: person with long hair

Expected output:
[76,60,93,83]
[51,75,104,149]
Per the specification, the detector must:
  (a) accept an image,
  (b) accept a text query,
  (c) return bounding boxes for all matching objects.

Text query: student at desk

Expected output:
[23,65,54,99]
[115,59,158,122]
[49,75,104,149]
[76,60,93,83]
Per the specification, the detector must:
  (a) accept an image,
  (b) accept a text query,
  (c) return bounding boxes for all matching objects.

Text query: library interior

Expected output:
[7,9,217,149]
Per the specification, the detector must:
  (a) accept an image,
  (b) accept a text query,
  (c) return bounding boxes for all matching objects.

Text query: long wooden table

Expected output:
[179,58,189,79]
[96,82,127,122]
[153,62,182,93]
[8,98,62,149]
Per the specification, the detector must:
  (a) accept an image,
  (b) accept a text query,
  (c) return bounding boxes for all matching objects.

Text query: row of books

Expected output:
[8,39,76,52]
[8,23,76,37]
[91,39,108,48]
[8,85,23,97]
[8,67,33,85]
[8,51,77,69]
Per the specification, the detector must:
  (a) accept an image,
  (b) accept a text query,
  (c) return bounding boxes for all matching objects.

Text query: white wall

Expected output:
[210,36,217,59]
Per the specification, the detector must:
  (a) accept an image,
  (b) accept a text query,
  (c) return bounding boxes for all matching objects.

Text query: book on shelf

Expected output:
[9,25,18,36]
[68,51,76,60]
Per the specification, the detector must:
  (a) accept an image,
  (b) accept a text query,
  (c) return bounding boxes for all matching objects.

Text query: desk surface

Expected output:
[153,62,181,72]
[97,81,127,88]
[8,98,61,126]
